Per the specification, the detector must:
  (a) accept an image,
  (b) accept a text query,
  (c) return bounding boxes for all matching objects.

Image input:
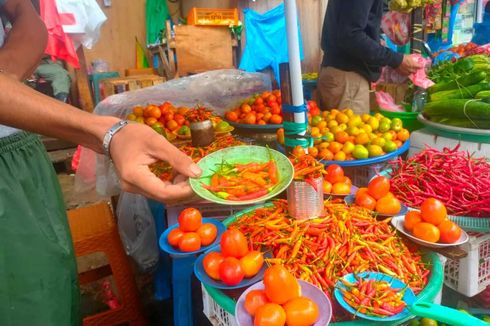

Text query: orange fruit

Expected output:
[328,141,343,154]
[420,198,447,226]
[404,211,422,232]
[355,133,370,145]
[318,149,333,161]
[413,222,440,243]
[397,128,410,141]
[334,131,349,144]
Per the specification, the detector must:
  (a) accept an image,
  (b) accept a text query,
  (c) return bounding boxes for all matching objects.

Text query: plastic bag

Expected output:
[408,54,434,89]
[375,91,405,112]
[75,69,271,196]
[116,192,159,273]
[381,11,410,46]
[378,66,408,84]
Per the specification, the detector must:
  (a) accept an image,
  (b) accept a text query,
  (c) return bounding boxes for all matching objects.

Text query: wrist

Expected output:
[86,115,120,154]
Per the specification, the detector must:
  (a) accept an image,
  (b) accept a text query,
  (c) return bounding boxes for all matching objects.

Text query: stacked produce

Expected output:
[388,0,437,13]
[167,208,217,252]
[323,164,352,195]
[354,176,402,215]
[230,200,430,319]
[424,55,490,129]
[433,42,490,59]
[278,109,410,161]
[390,145,490,217]
[225,90,283,125]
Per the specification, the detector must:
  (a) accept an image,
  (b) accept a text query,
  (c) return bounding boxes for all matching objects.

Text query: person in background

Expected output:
[318,0,423,114]
[471,1,490,46]
[0,1,200,325]
[34,56,71,102]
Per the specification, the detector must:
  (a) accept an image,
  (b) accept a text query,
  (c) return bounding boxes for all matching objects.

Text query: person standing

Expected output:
[318,0,423,113]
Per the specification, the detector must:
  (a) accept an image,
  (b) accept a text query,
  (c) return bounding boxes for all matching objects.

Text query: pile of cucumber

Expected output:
[423,55,490,129]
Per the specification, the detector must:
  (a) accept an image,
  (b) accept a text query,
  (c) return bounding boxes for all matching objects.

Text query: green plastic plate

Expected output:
[418,114,490,144]
[190,145,293,206]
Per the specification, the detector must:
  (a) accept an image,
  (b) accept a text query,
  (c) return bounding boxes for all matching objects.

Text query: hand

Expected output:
[109,122,202,203]
[397,54,424,75]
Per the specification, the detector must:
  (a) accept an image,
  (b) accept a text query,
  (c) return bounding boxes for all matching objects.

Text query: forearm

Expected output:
[339,34,403,68]
[0,74,116,153]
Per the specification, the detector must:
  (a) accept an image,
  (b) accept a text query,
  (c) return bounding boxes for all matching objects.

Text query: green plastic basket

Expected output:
[203,203,444,325]
[380,110,424,132]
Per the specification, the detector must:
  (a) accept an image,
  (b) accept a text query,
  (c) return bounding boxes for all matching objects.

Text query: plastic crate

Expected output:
[187,8,239,26]
[202,284,237,326]
[444,233,490,297]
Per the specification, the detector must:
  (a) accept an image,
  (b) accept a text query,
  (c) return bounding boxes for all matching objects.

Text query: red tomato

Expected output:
[326,164,344,184]
[178,208,202,232]
[244,289,269,316]
[174,113,186,126]
[167,228,184,247]
[283,297,319,326]
[163,112,174,122]
[178,232,201,252]
[263,265,301,304]
[404,211,422,232]
[376,195,401,215]
[197,223,218,246]
[367,176,390,200]
[254,303,286,326]
[220,229,249,258]
[291,146,306,157]
[240,251,264,278]
[203,252,224,280]
[355,193,376,210]
[438,220,462,244]
[219,257,245,286]
[269,114,283,124]
[420,198,447,226]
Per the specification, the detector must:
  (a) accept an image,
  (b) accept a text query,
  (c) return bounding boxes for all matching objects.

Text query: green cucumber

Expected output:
[423,99,490,119]
[429,83,490,101]
[454,58,475,73]
[476,91,490,99]
[428,71,487,94]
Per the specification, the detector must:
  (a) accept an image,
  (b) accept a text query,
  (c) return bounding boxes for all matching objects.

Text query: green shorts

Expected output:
[0,132,80,326]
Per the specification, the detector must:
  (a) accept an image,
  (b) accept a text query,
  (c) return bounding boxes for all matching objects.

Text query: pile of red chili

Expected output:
[185,106,213,123]
[390,145,490,217]
[290,154,325,191]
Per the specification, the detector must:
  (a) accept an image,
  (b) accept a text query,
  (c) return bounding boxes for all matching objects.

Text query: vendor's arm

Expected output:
[0,74,202,202]
[0,0,47,80]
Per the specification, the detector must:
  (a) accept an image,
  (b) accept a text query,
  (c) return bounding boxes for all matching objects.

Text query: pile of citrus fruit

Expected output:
[167,208,217,252]
[277,109,410,161]
[404,198,462,244]
[354,176,402,215]
[225,90,283,125]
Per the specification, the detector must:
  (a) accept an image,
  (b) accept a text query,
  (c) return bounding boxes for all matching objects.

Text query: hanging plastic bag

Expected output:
[381,11,410,46]
[116,192,159,273]
[408,54,435,89]
[375,91,405,112]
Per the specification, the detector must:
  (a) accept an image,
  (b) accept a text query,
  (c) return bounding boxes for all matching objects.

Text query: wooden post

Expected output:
[75,47,95,112]
[280,62,294,155]
[410,7,425,54]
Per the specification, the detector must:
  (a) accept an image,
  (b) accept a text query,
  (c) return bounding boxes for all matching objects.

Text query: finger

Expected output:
[153,139,202,178]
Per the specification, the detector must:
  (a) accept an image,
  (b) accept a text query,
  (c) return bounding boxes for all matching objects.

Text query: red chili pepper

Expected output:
[234,189,268,201]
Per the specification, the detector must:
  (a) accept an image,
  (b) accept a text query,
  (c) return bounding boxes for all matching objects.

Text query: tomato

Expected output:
[244,289,269,316]
[219,257,245,286]
[367,176,390,200]
[355,193,376,210]
[221,229,249,258]
[413,222,440,243]
[203,252,224,280]
[270,104,281,115]
[376,195,401,215]
[332,182,351,195]
[308,147,319,158]
[254,303,286,326]
[342,176,352,186]
[145,117,158,126]
[148,106,162,119]
[323,180,332,194]
[174,113,186,126]
[283,297,319,326]
[255,97,264,106]
[241,104,252,113]
[240,251,264,278]
[133,106,144,116]
[335,131,349,144]
[226,111,239,122]
[276,128,285,145]
[292,146,306,157]
[178,208,202,232]
[438,220,462,244]
[167,228,184,247]
[178,232,201,252]
[163,112,174,122]
[420,198,447,226]
[326,164,344,184]
[404,211,422,232]
[263,265,301,304]
[166,120,179,131]
[318,149,333,161]
[197,223,218,246]
[244,113,257,125]
[270,114,283,124]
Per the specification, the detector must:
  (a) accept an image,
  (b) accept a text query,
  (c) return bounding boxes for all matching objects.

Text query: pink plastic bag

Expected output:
[375,91,404,112]
[408,54,434,89]
[381,11,410,46]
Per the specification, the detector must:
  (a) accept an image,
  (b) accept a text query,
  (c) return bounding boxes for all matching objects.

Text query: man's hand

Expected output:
[397,54,424,75]
[109,123,202,204]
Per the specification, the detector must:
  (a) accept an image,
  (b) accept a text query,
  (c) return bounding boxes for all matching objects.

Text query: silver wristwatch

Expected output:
[103,120,130,157]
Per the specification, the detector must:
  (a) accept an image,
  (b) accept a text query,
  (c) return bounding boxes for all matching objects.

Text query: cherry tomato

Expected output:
[254,303,286,326]
[355,193,376,210]
[438,220,462,244]
[291,146,306,157]
[323,180,333,194]
[167,228,184,247]
[375,195,401,215]
[367,176,390,200]
[404,211,422,232]
[244,289,269,316]
[221,229,249,258]
[413,222,440,243]
[263,265,301,304]
[197,223,218,246]
[203,251,224,280]
[178,208,202,232]
[240,251,264,278]
[219,257,245,286]
[283,297,319,326]
[420,198,447,226]
[326,164,344,184]
[178,232,201,252]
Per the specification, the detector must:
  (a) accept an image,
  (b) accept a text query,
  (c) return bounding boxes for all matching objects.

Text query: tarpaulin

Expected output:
[146,0,170,45]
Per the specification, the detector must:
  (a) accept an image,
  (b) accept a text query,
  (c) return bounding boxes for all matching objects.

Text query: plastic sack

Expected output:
[381,11,410,46]
[75,69,271,196]
[408,54,434,89]
[377,66,408,84]
[375,91,404,112]
[116,191,159,273]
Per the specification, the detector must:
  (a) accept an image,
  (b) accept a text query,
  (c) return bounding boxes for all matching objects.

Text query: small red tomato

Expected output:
[178,208,202,232]
[197,223,218,246]
[219,257,245,286]
[203,252,224,280]
[178,232,201,252]
[326,164,345,184]
[167,228,184,247]
[220,229,249,258]
[244,289,269,316]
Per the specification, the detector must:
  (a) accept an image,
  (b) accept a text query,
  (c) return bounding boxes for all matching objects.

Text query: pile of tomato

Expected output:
[354,176,402,215]
[202,229,264,286]
[167,208,217,252]
[126,101,191,135]
[225,90,283,125]
[323,164,353,195]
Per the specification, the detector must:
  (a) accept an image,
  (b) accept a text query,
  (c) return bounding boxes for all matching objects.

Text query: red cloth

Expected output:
[40,0,79,68]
